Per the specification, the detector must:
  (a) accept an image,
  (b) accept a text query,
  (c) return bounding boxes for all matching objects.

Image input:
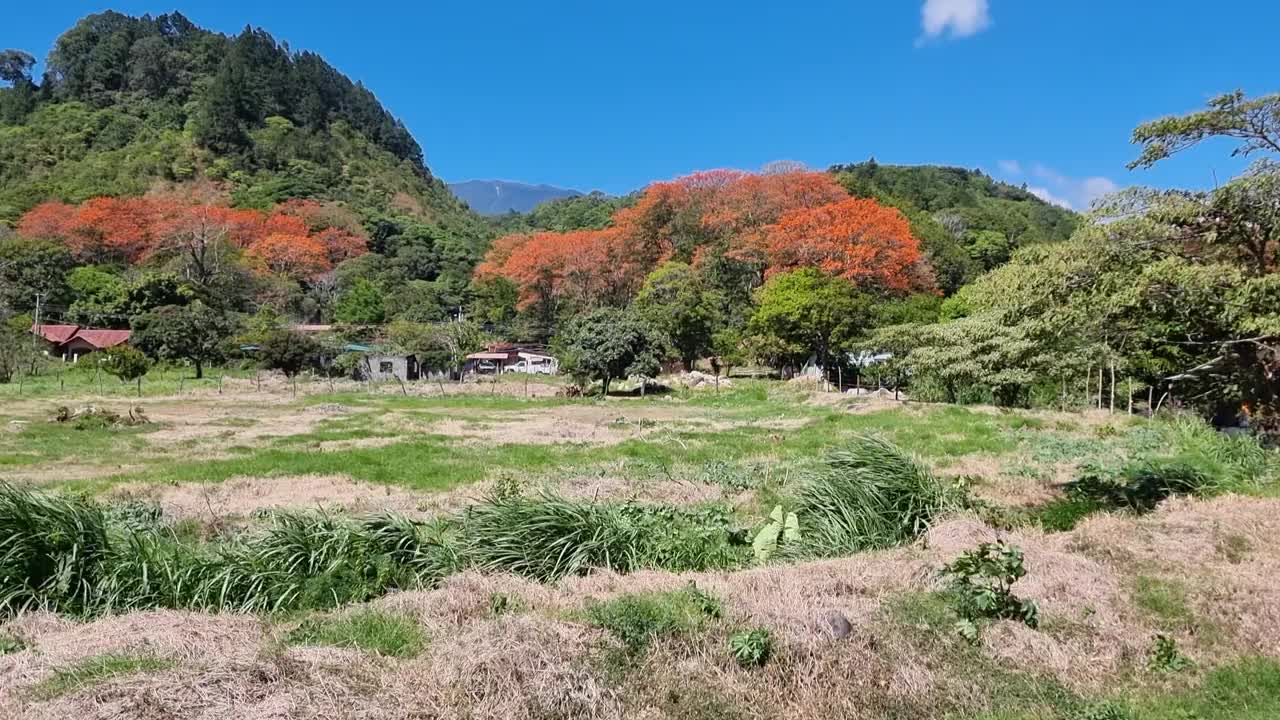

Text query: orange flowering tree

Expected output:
[764,197,932,293]
[476,169,934,316]
[15,197,368,282]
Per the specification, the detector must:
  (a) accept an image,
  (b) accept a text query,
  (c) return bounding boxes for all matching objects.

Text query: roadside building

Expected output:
[463,343,558,375]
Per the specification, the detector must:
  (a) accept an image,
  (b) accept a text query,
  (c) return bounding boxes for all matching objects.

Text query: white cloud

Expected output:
[919,0,992,41]
[997,159,1022,176]
[991,162,1119,210]
[1027,186,1073,209]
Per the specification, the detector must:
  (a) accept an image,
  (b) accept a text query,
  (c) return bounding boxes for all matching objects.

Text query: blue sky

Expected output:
[7,1,1277,206]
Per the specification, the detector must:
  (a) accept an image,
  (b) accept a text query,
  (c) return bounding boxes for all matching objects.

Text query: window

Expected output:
[379,361,394,373]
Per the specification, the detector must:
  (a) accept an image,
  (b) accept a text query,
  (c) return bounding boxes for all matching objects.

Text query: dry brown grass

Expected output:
[4,497,1280,718]
[107,474,431,521]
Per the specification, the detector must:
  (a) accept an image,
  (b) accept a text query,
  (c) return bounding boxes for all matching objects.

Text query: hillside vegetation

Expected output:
[0,11,488,321]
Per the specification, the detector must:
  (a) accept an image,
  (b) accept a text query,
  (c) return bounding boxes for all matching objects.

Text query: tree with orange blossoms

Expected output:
[148,203,258,287]
[68,197,158,262]
[764,197,933,295]
[247,232,330,280]
[17,201,77,241]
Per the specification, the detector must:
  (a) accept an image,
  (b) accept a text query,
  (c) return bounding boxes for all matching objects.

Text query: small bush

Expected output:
[941,541,1039,641]
[728,627,772,668]
[286,609,426,658]
[586,583,723,654]
[790,436,953,557]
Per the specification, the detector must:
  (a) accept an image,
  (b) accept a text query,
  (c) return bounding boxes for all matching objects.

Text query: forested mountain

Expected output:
[0,13,489,283]
[829,161,1079,292]
[448,180,582,216]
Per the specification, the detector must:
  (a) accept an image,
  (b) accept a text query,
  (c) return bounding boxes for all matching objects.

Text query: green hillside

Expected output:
[0,11,487,287]
[831,161,1079,291]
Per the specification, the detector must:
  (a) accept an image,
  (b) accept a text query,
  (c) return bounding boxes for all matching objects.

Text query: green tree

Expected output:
[746,269,872,374]
[258,329,321,395]
[335,278,386,325]
[1129,90,1280,169]
[131,301,235,379]
[0,239,74,314]
[0,50,36,85]
[557,308,666,396]
[101,345,151,397]
[633,262,721,371]
[65,267,127,327]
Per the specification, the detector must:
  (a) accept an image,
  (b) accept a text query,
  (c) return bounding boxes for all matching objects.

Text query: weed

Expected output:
[941,542,1039,641]
[286,609,426,658]
[28,653,173,701]
[586,583,723,654]
[0,630,24,654]
[1148,634,1193,673]
[728,627,772,668]
[1217,534,1251,564]
[489,591,525,616]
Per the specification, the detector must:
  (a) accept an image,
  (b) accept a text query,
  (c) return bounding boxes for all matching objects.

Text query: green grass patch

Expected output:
[27,653,174,701]
[586,583,724,654]
[1128,575,1193,628]
[285,609,426,658]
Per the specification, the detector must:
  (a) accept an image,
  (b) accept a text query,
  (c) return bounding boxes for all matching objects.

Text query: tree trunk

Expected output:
[136,377,142,398]
[602,376,610,398]
[195,360,203,379]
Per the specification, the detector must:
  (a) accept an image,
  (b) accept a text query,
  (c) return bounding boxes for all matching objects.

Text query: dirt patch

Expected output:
[108,474,431,520]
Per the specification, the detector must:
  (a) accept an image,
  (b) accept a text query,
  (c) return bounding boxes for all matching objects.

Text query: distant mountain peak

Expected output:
[448,180,582,215]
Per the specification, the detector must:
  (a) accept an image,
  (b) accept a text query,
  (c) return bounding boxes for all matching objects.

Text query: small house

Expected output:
[345,345,420,382]
[31,324,131,362]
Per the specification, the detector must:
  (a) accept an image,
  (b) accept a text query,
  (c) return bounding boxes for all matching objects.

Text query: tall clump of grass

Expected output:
[0,483,112,615]
[458,492,746,582]
[1155,415,1276,492]
[789,435,953,558]
[0,482,459,617]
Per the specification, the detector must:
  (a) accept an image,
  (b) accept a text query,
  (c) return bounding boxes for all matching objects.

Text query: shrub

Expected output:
[941,541,1039,641]
[286,609,426,658]
[728,627,772,668]
[586,583,723,653]
[790,436,953,557]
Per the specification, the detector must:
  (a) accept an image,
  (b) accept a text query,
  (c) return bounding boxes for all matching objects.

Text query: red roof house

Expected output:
[30,324,131,361]
[31,324,81,345]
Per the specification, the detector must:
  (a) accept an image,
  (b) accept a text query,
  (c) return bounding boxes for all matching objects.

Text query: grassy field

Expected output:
[2,373,1278,719]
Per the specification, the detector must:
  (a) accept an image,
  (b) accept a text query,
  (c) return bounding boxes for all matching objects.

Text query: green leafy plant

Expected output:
[941,541,1039,642]
[1148,633,1193,673]
[728,627,772,668]
[752,504,799,562]
[489,591,524,616]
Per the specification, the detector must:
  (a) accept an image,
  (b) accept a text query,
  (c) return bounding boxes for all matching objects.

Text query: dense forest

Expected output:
[25,11,1264,429]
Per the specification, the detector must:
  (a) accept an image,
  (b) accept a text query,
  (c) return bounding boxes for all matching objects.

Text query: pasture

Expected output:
[2,373,1278,719]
